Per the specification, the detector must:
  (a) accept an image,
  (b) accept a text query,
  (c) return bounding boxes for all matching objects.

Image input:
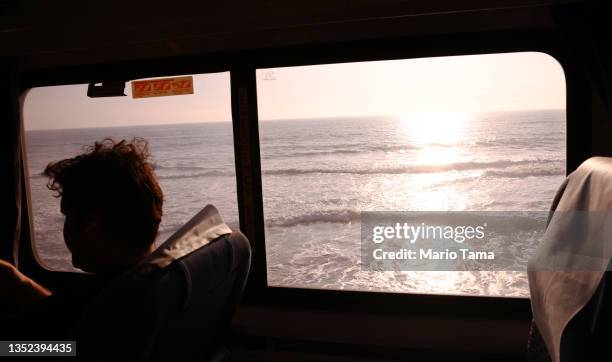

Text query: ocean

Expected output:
[25,109,565,298]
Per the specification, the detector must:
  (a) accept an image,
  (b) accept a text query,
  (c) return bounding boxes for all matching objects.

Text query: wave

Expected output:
[481,168,565,178]
[267,210,361,227]
[265,208,549,228]
[270,144,422,158]
[156,165,210,171]
[151,159,564,180]
[479,200,517,208]
[264,158,564,176]
[264,137,565,159]
[472,137,564,147]
[157,170,234,179]
[29,173,45,179]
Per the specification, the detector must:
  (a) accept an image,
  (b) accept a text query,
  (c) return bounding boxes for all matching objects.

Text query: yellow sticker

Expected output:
[131,76,194,98]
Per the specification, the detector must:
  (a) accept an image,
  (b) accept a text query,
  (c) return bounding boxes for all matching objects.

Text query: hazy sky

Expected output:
[24,52,565,130]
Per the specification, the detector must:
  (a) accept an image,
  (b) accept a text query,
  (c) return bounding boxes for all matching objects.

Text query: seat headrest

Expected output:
[529,157,612,362]
[145,204,233,269]
[70,206,247,361]
[554,157,612,211]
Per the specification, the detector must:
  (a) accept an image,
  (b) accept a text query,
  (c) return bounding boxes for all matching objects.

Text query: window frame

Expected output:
[18,60,236,288]
[234,30,589,321]
[18,27,591,320]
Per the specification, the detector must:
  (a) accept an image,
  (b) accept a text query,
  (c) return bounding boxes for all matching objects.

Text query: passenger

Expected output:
[0,138,163,339]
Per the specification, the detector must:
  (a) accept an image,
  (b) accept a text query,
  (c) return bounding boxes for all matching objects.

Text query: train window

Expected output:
[23,72,237,272]
[256,52,566,297]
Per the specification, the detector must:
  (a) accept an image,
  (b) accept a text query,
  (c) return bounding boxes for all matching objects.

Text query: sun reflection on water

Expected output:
[398,111,470,147]
[393,111,473,210]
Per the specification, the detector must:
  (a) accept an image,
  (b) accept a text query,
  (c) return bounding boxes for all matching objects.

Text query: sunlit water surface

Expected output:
[26,110,565,297]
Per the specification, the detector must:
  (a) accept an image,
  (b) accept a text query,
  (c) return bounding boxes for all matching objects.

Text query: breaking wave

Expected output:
[270,144,421,158]
[157,170,234,179]
[481,168,564,178]
[267,210,361,227]
[264,158,563,176]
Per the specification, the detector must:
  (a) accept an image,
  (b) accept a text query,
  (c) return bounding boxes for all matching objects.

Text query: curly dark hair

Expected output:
[43,138,164,249]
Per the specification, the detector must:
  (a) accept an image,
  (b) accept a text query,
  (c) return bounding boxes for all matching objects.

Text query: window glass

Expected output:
[23,72,237,271]
[256,52,566,297]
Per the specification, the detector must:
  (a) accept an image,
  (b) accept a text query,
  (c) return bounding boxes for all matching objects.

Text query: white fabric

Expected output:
[528,157,612,362]
[145,204,232,268]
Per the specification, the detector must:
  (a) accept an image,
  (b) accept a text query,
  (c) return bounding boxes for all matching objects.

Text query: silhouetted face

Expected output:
[61,198,105,273]
[61,197,153,273]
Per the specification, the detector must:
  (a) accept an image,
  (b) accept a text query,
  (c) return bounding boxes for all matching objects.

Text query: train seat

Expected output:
[70,205,252,362]
[528,157,612,362]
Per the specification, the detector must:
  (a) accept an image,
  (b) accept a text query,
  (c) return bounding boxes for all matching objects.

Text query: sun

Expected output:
[397,111,471,165]
[398,111,470,145]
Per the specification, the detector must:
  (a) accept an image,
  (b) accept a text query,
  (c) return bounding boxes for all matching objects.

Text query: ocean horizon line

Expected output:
[24,108,565,132]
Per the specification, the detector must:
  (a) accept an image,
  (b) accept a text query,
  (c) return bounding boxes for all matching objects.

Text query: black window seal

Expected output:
[16,27,590,320]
